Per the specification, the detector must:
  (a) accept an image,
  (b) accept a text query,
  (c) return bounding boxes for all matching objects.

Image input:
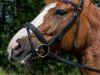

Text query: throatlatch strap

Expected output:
[73,12,80,49]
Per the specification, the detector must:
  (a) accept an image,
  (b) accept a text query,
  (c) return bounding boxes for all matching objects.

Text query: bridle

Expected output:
[24,0,100,73]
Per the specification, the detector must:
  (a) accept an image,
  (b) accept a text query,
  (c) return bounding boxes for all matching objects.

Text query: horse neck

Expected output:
[77,2,100,75]
[81,0,100,43]
[72,0,100,53]
[86,3,100,32]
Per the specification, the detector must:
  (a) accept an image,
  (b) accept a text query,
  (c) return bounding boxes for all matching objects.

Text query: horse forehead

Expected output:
[8,2,58,46]
[31,2,58,27]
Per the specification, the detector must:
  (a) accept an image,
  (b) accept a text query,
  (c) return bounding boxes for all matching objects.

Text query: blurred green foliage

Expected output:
[0,0,100,75]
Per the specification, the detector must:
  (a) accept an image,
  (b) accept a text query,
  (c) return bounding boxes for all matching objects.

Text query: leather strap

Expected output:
[48,52,100,73]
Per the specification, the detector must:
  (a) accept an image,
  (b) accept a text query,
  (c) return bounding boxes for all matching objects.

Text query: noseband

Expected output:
[24,0,100,73]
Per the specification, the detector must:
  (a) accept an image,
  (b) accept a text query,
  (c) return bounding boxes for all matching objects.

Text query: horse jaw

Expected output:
[7,2,58,63]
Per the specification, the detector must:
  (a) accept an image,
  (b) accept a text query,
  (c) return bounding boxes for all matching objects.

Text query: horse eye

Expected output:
[55,9,67,17]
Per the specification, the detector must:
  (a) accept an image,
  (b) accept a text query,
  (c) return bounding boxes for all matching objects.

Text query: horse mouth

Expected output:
[8,45,32,65]
[20,53,33,64]
[9,52,33,65]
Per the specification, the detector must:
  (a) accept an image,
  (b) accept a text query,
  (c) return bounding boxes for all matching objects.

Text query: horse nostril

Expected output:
[12,43,19,50]
[12,42,23,51]
[15,43,21,50]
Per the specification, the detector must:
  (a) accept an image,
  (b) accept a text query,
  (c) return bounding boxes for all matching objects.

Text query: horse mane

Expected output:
[90,0,95,4]
[44,0,96,4]
[44,0,62,5]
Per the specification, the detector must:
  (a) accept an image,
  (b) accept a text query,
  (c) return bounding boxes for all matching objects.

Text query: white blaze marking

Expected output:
[8,3,57,52]
[31,2,57,27]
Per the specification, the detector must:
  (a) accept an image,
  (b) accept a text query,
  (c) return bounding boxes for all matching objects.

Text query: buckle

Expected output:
[36,44,49,58]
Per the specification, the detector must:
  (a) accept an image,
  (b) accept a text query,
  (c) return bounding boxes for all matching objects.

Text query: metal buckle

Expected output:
[35,44,49,58]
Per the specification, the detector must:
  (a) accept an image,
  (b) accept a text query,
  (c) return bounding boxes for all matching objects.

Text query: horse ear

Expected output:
[44,0,61,5]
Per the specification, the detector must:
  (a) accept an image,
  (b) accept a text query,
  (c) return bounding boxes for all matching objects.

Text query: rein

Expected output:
[24,0,100,73]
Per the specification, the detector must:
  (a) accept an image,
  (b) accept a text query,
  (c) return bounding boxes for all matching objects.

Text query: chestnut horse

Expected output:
[7,0,100,75]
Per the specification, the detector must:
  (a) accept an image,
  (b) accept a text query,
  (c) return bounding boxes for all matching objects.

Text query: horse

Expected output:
[7,0,100,75]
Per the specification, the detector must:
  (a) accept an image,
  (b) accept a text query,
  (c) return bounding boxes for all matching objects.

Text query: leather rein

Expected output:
[24,0,100,73]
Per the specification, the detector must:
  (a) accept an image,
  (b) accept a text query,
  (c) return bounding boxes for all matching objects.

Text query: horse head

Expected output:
[7,0,94,65]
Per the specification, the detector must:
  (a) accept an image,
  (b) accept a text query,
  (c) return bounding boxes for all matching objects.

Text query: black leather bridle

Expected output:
[24,0,100,73]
